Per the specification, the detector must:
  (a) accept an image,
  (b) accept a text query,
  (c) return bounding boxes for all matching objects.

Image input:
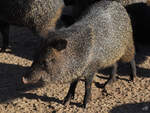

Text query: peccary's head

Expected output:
[22,27,92,84]
[23,37,68,84]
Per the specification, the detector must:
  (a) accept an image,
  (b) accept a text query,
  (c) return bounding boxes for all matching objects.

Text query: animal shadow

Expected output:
[109,102,150,113]
[0,63,44,103]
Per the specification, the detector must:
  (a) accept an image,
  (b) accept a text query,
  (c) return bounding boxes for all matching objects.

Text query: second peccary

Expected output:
[0,0,65,52]
[22,0,136,108]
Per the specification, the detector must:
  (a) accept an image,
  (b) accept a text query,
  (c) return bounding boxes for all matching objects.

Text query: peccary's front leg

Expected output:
[129,58,136,81]
[83,74,94,108]
[0,22,9,52]
[63,79,78,105]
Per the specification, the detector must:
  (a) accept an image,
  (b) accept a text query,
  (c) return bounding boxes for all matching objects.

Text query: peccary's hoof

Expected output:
[102,89,110,96]
[63,95,72,106]
[83,93,91,109]
[128,76,136,83]
[129,74,136,82]
[83,100,90,108]
[83,103,87,108]
[103,79,115,88]
[0,47,11,53]
[107,76,118,85]
[71,93,75,99]
[0,48,6,52]
[129,78,134,82]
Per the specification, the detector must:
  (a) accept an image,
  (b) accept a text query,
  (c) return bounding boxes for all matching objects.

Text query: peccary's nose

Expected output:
[22,76,38,84]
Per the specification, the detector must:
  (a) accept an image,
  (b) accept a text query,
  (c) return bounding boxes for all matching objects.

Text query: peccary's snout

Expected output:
[22,61,48,84]
[22,70,41,85]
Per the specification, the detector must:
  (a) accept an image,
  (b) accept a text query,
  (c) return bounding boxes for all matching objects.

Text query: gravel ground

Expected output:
[0,26,150,113]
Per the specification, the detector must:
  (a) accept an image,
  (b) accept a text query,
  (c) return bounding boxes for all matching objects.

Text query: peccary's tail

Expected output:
[120,41,135,63]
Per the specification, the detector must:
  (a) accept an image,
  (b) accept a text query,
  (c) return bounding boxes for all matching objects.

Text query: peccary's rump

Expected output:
[23,0,135,84]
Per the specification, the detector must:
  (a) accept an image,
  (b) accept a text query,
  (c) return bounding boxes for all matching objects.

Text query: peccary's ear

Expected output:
[49,39,67,51]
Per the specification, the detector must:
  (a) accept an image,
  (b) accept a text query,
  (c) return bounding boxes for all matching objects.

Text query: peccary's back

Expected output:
[114,0,147,6]
[0,0,64,32]
[73,0,134,68]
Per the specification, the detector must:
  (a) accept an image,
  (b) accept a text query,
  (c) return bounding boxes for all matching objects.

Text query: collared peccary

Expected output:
[0,0,65,52]
[61,0,140,85]
[22,0,136,108]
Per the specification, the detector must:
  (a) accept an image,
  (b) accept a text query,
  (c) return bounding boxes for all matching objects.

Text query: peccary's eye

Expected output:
[39,60,50,73]
[39,60,47,68]
[50,39,67,51]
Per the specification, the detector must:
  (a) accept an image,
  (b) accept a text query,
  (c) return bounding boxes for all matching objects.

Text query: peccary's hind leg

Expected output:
[104,63,118,87]
[0,22,9,52]
[63,79,78,105]
[102,63,118,95]
[83,74,94,108]
[129,58,136,81]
